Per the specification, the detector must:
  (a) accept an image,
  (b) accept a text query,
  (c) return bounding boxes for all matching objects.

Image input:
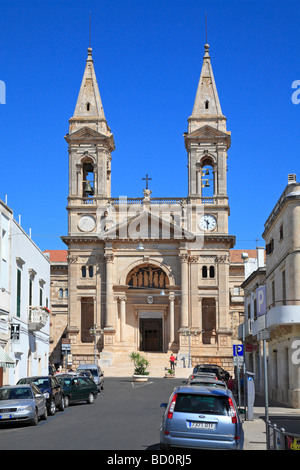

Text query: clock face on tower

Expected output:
[78,215,96,232]
[198,214,217,231]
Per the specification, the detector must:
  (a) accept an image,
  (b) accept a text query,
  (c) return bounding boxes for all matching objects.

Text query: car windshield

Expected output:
[58,378,72,387]
[32,378,50,389]
[174,393,231,415]
[80,369,97,377]
[0,387,33,400]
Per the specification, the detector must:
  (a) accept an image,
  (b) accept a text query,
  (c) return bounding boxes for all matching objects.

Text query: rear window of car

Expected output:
[198,368,216,374]
[174,393,231,415]
[190,381,225,388]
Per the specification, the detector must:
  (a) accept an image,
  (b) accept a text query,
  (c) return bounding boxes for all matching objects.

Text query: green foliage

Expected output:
[130,352,149,376]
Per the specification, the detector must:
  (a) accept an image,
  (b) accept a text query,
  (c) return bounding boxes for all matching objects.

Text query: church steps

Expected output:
[101,351,193,378]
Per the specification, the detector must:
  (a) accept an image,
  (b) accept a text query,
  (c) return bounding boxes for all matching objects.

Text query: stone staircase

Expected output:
[102,351,193,378]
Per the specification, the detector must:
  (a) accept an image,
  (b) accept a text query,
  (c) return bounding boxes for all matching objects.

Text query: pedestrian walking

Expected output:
[169,354,176,371]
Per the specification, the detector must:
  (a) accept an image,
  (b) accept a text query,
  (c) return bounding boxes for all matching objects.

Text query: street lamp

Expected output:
[89,324,102,364]
[182,328,204,368]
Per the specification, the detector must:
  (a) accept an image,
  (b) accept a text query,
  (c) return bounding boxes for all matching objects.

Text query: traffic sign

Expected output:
[233,344,244,356]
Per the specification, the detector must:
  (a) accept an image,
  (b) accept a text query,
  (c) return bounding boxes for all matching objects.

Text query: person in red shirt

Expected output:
[169,354,176,371]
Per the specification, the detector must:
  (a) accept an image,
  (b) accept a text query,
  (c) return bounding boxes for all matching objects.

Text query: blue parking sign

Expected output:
[233,345,244,356]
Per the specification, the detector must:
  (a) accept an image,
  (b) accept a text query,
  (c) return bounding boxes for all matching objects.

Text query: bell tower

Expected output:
[65,47,115,214]
[184,44,231,202]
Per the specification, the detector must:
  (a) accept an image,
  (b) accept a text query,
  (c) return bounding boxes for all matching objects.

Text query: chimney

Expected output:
[288,174,297,184]
[257,246,265,268]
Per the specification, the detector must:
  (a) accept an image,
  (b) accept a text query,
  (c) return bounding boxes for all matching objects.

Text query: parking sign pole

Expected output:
[237,355,241,408]
[263,338,270,449]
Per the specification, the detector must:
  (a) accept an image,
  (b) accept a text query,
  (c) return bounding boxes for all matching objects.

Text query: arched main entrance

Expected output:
[126,264,171,352]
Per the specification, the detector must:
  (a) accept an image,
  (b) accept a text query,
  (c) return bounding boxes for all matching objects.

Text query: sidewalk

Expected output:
[242,394,300,450]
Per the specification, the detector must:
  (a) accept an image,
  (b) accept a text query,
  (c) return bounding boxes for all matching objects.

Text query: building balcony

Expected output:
[265,305,300,330]
[238,319,254,339]
[239,305,300,340]
[28,306,49,331]
[230,288,244,304]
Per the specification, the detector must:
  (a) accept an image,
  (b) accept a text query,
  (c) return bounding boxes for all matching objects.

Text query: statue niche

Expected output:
[127,264,169,289]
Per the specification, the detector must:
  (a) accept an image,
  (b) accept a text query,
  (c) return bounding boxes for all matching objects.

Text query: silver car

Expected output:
[187,377,227,389]
[160,385,244,450]
[0,385,47,426]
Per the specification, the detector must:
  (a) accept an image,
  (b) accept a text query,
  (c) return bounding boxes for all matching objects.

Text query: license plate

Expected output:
[188,421,216,430]
[0,414,13,419]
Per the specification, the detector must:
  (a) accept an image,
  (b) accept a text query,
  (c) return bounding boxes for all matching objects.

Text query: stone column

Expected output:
[169,293,175,346]
[104,253,114,328]
[180,253,189,328]
[118,295,126,342]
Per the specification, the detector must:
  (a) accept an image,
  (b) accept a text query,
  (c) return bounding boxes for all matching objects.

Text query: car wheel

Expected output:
[49,399,56,416]
[64,395,70,407]
[87,392,94,404]
[41,406,48,421]
[58,396,65,411]
[30,409,39,426]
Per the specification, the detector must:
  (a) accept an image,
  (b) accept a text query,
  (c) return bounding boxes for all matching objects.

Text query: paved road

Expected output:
[0,377,182,451]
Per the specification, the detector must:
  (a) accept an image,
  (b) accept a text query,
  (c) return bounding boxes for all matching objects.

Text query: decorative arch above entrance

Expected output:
[126,263,170,289]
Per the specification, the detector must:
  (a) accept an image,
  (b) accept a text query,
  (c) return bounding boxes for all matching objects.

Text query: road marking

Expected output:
[131,381,154,389]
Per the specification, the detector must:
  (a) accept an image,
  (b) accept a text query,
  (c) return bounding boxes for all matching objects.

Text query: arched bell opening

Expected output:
[82,158,95,198]
[197,156,215,197]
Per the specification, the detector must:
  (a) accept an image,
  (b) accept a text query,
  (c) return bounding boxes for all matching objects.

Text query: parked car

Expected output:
[0,384,47,426]
[56,376,98,407]
[187,376,227,389]
[160,385,244,450]
[187,372,219,382]
[193,364,230,381]
[55,371,93,380]
[17,375,65,415]
[77,364,104,392]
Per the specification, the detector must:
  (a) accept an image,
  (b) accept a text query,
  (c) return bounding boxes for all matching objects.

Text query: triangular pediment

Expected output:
[98,209,195,242]
[187,125,230,139]
[65,126,111,142]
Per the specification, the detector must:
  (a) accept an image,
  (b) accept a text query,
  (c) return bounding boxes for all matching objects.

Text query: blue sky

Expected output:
[0,0,299,252]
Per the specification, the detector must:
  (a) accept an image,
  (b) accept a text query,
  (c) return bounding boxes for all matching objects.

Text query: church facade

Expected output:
[61,44,237,371]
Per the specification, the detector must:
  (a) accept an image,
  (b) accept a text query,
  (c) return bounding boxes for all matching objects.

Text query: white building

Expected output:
[0,199,50,385]
[239,175,300,408]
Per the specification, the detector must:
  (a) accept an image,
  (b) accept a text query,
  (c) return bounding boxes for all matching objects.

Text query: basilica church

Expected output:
[48,43,247,373]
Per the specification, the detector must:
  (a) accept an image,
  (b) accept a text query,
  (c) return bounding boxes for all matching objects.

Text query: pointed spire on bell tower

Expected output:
[69,47,112,138]
[188,43,226,134]
[184,42,230,199]
[66,45,115,201]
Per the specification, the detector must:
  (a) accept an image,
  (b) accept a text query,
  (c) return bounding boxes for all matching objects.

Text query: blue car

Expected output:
[160,385,244,450]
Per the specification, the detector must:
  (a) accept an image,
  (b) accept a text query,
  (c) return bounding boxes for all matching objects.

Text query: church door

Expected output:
[140,319,163,352]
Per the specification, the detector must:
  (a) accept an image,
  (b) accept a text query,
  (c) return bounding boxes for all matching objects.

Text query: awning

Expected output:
[0,346,15,368]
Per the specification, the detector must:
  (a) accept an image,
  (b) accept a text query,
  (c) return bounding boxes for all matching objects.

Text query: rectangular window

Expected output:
[29,278,33,307]
[282,271,286,305]
[39,287,43,306]
[272,280,275,307]
[16,268,21,317]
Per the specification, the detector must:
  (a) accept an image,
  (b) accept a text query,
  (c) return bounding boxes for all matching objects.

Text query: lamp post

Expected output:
[182,328,204,368]
[89,324,103,364]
